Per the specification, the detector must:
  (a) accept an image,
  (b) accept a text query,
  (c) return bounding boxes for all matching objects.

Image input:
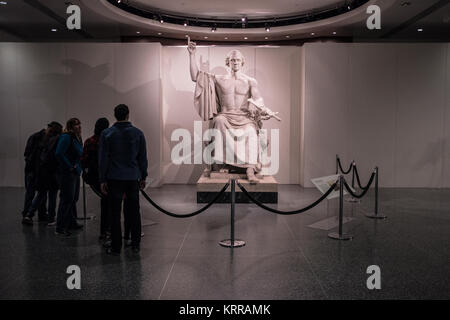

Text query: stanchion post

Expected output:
[77,179,96,221]
[83,179,87,221]
[351,161,355,189]
[219,179,245,248]
[365,167,387,219]
[328,175,353,240]
[336,154,339,174]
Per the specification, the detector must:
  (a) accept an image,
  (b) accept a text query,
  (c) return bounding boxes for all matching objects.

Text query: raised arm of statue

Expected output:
[188,40,199,82]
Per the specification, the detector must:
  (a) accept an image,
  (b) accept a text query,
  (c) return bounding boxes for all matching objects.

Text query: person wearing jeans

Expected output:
[23,122,63,226]
[99,104,148,255]
[55,118,84,236]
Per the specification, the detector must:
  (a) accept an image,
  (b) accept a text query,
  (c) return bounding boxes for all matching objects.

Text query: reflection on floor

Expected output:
[0,185,449,300]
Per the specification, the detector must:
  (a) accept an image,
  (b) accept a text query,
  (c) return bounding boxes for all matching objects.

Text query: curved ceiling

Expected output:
[83,0,391,42]
[131,0,346,19]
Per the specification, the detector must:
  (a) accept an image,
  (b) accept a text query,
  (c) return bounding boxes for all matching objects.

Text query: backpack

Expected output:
[82,139,100,185]
[39,135,60,172]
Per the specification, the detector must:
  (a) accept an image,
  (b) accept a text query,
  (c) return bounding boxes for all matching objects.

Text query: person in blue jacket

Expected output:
[55,118,84,236]
[99,104,148,255]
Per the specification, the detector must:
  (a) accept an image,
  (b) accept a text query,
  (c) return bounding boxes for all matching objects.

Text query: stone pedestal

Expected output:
[197,171,278,203]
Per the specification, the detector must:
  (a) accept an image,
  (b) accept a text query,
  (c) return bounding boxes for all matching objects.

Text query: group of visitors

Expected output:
[21,104,148,255]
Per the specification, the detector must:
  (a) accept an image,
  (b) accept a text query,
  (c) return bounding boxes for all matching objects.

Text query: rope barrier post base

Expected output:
[77,179,96,221]
[219,239,246,248]
[365,167,387,220]
[328,175,353,241]
[219,179,246,248]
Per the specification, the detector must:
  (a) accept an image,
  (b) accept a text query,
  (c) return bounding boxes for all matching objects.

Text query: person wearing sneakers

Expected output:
[54,118,84,236]
[22,121,63,226]
[99,104,148,255]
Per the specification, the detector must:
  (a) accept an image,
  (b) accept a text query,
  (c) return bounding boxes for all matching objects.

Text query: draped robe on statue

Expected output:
[194,71,262,171]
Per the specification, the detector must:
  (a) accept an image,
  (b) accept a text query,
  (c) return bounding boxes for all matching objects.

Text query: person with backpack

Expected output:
[22,127,49,221]
[55,118,84,237]
[22,122,63,225]
[81,118,110,240]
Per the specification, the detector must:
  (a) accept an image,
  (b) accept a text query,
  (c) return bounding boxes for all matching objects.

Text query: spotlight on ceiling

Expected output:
[265,24,270,32]
[183,21,188,27]
[241,17,247,22]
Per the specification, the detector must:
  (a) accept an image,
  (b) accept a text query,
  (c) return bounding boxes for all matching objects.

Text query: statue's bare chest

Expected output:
[216,77,250,96]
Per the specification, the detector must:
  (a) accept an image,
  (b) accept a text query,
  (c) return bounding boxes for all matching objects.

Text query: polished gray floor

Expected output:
[0,185,449,300]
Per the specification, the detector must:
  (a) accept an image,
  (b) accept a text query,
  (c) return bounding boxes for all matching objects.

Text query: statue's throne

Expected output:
[196,164,278,203]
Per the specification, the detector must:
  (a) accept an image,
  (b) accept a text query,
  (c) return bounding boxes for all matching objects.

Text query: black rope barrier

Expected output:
[337,156,353,174]
[343,171,376,199]
[237,181,337,215]
[140,183,230,218]
[353,165,365,189]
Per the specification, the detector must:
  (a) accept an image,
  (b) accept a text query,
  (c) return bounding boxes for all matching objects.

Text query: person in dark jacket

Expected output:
[99,104,148,255]
[81,118,110,240]
[55,118,84,236]
[22,122,63,225]
[22,128,47,220]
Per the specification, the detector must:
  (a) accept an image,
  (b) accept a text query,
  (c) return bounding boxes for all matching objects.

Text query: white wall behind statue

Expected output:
[161,46,301,184]
[302,43,450,188]
[0,43,162,187]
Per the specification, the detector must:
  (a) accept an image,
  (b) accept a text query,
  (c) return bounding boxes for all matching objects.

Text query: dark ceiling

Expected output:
[0,0,449,44]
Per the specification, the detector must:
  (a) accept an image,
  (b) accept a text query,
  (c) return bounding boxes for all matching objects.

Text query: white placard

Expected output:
[311,174,352,200]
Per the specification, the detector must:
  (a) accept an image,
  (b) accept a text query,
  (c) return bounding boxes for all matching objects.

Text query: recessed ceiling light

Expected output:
[265,37,269,40]
[157,32,162,35]
[224,37,228,40]
[285,35,290,38]
[417,28,423,32]
[0,1,7,5]
[311,32,315,36]
[333,31,337,35]
[185,35,189,37]
[51,28,57,32]
[136,31,140,34]
[241,17,247,22]
[244,37,248,39]
[204,36,208,39]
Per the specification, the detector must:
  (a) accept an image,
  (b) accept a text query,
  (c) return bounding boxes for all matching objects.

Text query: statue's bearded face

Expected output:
[226,51,245,71]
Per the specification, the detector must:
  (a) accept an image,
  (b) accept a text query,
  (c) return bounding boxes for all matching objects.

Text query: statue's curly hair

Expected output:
[225,50,245,67]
